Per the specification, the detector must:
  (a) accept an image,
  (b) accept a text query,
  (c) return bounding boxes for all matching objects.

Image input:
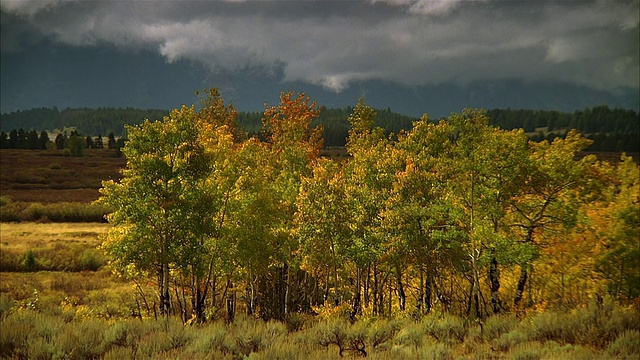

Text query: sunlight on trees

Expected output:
[97,89,638,324]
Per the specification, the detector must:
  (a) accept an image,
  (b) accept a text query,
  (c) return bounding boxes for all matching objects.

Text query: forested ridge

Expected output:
[1,104,638,152]
[95,89,639,326]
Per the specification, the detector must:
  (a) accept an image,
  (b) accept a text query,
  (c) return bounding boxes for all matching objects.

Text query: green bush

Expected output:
[368,318,402,349]
[606,330,640,360]
[507,341,543,360]
[0,201,112,222]
[0,293,15,319]
[483,313,519,341]
[395,321,426,349]
[0,196,12,207]
[0,313,36,359]
[76,249,105,271]
[22,249,37,271]
[492,329,529,352]
[422,314,466,343]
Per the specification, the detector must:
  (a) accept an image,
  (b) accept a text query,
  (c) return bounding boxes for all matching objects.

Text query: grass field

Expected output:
[0,149,125,203]
[1,223,639,359]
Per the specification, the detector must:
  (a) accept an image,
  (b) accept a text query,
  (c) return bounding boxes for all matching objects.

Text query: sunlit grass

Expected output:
[0,222,109,271]
[0,222,638,359]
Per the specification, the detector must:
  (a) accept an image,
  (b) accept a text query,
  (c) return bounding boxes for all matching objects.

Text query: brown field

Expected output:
[0,149,125,203]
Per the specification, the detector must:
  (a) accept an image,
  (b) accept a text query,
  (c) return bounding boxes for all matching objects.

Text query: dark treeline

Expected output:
[2,105,638,152]
[0,128,127,157]
[487,106,640,153]
[0,107,169,138]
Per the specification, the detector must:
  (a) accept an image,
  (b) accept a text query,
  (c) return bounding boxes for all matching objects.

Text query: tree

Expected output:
[342,99,397,316]
[108,132,116,149]
[65,133,85,157]
[39,131,50,150]
[55,133,66,150]
[507,131,602,308]
[27,130,39,149]
[99,90,239,322]
[260,91,324,319]
[94,135,104,149]
[0,132,7,149]
[596,155,640,300]
[388,115,465,315]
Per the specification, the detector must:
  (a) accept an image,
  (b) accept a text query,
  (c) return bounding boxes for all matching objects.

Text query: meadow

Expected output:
[1,145,639,359]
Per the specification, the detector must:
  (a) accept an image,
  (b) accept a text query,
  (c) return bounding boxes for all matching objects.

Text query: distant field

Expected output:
[0,149,125,203]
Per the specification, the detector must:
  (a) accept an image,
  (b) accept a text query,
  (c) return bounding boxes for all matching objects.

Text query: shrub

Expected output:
[0,196,12,206]
[103,321,140,351]
[22,250,37,272]
[48,163,63,170]
[76,249,105,271]
[314,318,349,355]
[0,293,15,319]
[422,314,466,343]
[395,321,426,349]
[0,313,32,358]
[483,313,519,341]
[492,329,529,352]
[507,341,543,360]
[284,311,307,332]
[606,330,640,360]
[368,318,402,349]
[187,323,232,355]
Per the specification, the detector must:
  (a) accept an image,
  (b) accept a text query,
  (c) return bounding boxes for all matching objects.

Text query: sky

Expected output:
[1,0,639,118]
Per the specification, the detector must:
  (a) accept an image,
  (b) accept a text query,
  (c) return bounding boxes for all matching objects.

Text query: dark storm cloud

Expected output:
[2,0,638,92]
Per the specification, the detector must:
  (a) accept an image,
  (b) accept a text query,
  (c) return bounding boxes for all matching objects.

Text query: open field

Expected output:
[0,149,125,203]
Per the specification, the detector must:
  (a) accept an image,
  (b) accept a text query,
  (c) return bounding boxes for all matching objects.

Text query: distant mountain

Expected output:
[2,41,638,118]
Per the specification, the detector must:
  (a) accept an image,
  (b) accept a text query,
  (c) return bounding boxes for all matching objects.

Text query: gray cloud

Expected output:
[1,0,638,92]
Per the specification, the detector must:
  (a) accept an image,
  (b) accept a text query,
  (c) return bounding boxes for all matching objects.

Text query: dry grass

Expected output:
[0,149,125,203]
[0,222,110,271]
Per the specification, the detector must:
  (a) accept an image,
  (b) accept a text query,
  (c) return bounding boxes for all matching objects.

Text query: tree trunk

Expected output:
[395,264,406,312]
[466,278,474,316]
[417,267,424,314]
[226,278,236,323]
[350,267,361,322]
[364,264,370,309]
[425,271,432,314]
[324,268,330,306]
[283,263,290,317]
[373,263,379,315]
[160,262,171,316]
[514,263,528,307]
[489,254,501,314]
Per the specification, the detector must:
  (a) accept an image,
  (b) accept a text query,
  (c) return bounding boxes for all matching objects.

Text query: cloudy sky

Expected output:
[1,0,638,117]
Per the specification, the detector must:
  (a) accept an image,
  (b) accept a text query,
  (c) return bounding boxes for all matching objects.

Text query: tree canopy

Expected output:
[97,90,639,324]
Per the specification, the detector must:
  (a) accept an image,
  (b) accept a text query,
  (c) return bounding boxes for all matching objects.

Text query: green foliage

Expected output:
[65,133,86,157]
[0,201,112,222]
[22,249,37,272]
[606,330,640,359]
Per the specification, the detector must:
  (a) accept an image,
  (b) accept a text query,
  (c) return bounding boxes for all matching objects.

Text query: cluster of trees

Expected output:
[3,105,638,153]
[487,107,640,152]
[0,107,168,137]
[0,129,127,157]
[0,129,51,150]
[99,89,639,325]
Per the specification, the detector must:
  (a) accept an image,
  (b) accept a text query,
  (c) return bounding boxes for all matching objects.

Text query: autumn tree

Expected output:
[507,131,603,308]
[98,90,238,321]
[596,155,640,300]
[258,91,324,319]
